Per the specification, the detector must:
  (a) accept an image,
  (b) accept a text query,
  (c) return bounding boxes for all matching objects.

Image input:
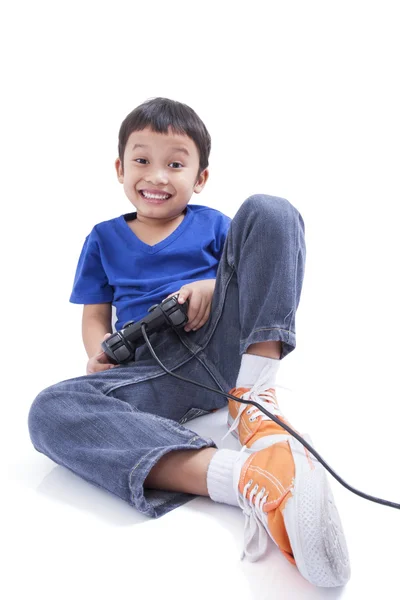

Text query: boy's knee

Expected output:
[242,193,294,215]
[239,194,302,231]
[28,384,62,450]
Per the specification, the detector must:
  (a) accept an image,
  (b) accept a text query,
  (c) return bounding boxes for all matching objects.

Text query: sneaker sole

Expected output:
[283,435,351,587]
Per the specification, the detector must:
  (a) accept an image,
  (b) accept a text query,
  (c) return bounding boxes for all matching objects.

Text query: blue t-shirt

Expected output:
[69,204,232,330]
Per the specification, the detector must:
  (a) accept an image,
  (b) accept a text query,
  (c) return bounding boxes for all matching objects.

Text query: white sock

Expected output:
[206,449,249,507]
[236,353,280,389]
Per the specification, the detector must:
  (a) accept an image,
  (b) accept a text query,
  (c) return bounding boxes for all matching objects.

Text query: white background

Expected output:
[2,1,400,598]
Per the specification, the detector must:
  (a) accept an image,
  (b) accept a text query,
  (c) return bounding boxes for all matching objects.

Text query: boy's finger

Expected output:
[185,298,205,330]
[96,363,116,373]
[178,286,191,303]
[165,291,179,300]
[190,309,206,331]
[192,305,211,331]
[184,310,199,331]
[186,305,202,328]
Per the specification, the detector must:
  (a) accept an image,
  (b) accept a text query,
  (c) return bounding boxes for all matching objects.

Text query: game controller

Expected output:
[101,294,189,364]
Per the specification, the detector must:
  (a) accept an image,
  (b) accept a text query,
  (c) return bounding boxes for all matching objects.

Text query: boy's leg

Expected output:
[170,194,305,391]
[28,349,228,519]
[144,447,217,495]
[168,194,349,587]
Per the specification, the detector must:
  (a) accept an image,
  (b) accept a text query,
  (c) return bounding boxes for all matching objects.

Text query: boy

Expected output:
[28,97,350,587]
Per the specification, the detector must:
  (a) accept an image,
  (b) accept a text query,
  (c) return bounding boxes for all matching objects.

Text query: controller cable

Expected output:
[140,323,399,510]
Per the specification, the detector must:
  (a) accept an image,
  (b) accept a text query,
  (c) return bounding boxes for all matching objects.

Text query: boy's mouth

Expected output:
[139,190,172,203]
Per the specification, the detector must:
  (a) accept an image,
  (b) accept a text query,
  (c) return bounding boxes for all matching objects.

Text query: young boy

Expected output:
[28,97,350,588]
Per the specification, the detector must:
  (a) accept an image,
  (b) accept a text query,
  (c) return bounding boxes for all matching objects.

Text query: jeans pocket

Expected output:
[179,407,212,425]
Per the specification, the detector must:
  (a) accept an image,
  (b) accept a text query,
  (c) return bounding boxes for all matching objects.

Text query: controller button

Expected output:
[163,298,175,310]
[114,346,131,362]
[123,320,135,328]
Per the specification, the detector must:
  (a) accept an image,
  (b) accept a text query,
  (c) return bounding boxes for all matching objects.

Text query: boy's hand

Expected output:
[86,333,119,375]
[166,279,216,332]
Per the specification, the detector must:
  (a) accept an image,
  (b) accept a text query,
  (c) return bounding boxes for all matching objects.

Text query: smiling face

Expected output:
[115,126,209,226]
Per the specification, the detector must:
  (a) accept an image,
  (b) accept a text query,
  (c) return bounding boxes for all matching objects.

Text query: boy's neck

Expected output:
[135,209,187,229]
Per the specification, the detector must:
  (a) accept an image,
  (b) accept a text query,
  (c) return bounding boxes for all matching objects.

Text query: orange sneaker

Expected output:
[226,375,350,586]
[233,434,351,587]
[226,385,294,450]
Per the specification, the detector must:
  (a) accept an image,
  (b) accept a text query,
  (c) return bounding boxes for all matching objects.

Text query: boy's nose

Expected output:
[145,168,169,184]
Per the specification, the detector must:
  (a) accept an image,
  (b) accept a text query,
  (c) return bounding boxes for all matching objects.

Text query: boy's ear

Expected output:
[194,168,209,193]
[115,158,124,183]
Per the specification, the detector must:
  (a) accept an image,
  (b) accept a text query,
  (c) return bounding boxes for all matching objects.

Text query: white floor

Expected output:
[7,353,399,599]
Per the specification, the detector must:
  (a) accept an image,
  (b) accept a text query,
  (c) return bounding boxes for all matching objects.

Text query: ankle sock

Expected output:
[208,356,280,506]
[236,353,280,389]
[206,449,249,507]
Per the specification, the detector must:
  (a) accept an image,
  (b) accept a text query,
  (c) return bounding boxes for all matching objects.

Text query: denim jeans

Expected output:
[28,195,306,518]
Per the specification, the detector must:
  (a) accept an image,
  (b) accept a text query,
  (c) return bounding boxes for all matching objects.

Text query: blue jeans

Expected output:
[28,195,306,518]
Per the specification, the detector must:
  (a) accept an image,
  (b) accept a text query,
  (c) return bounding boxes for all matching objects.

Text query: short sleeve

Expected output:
[210,213,231,260]
[69,233,114,304]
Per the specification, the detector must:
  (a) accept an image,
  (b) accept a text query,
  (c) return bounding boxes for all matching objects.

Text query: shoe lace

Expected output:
[235,447,271,562]
[222,382,290,442]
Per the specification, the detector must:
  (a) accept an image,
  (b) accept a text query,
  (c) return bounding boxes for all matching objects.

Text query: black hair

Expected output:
[118,97,211,181]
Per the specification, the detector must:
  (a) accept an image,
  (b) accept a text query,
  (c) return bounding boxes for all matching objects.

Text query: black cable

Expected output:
[141,323,400,510]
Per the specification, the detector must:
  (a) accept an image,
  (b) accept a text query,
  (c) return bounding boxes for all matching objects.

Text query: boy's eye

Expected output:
[134,158,183,168]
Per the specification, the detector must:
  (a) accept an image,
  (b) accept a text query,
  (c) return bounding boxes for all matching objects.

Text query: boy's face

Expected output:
[115,126,209,225]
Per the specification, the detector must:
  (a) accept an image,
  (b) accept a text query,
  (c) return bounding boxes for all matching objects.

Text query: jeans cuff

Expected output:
[129,435,217,518]
[241,327,296,359]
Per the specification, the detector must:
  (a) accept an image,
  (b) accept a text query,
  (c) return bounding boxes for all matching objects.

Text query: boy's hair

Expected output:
[118,97,211,181]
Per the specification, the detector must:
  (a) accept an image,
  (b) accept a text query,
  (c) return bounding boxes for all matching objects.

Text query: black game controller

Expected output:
[101,294,189,364]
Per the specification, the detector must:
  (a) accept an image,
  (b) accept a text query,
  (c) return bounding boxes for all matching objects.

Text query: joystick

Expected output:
[101,295,189,364]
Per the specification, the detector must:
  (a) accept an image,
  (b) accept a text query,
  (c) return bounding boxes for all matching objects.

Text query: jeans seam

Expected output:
[242,326,295,339]
[186,352,226,393]
[288,211,302,336]
[103,353,195,397]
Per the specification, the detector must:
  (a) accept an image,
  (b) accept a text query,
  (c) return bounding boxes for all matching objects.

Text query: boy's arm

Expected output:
[82,303,113,358]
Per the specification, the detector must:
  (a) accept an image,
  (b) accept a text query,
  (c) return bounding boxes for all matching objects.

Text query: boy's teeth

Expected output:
[141,191,170,199]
